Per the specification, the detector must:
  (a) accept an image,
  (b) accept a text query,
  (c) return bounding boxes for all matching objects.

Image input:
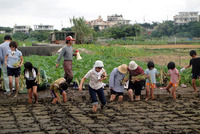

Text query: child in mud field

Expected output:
[24,62,39,104]
[164,62,181,100]
[4,41,23,97]
[180,50,200,94]
[50,77,69,104]
[79,60,107,113]
[144,61,159,101]
[109,64,128,102]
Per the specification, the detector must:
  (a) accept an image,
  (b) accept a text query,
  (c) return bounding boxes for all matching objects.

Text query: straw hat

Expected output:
[129,61,138,70]
[93,60,104,68]
[118,64,128,74]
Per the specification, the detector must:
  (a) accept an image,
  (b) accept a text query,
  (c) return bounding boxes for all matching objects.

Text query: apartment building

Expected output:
[174,12,199,25]
[34,24,54,31]
[13,25,31,33]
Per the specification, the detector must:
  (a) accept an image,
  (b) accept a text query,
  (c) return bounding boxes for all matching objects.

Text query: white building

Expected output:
[174,12,199,25]
[34,24,54,31]
[87,14,131,30]
[107,14,131,25]
[13,25,31,33]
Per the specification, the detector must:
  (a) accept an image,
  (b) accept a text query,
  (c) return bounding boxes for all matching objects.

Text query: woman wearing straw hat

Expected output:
[127,61,145,101]
[79,60,107,112]
[109,64,128,102]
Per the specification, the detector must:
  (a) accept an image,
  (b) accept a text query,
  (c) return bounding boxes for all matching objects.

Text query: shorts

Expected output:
[146,83,156,88]
[26,80,37,89]
[127,81,143,95]
[51,89,65,98]
[7,67,21,77]
[192,73,200,79]
[169,81,178,87]
[110,89,123,96]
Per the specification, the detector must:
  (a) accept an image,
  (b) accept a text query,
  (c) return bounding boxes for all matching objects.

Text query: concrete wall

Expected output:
[18,44,63,56]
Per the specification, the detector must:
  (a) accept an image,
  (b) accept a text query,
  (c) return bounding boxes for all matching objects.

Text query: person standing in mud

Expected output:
[4,41,23,97]
[109,64,128,102]
[56,36,76,85]
[0,35,15,95]
[164,62,181,100]
[79,60,107,112]
[127,61,145,101]
[180,50,200,94]
[24,62,39,104]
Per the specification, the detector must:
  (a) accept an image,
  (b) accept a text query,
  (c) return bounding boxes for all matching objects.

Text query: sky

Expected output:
[0,0,199,30]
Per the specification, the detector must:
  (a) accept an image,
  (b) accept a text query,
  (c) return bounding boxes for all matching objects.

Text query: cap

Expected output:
[118,64,128,74]
[65,36,75,41]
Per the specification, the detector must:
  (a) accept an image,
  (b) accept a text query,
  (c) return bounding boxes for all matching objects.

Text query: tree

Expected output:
[12,32,29,41]
[70,17,93,44]
[100,24,142,39]
[61,27,72,31]
[29,31,50,42]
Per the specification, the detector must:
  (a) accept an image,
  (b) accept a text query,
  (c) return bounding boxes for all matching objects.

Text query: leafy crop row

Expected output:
[23,44,199,86]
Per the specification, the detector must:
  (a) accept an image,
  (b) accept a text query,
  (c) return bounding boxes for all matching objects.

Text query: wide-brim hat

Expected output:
[118,64,128,74]
[94,60,104,68]
[129,61,138,70]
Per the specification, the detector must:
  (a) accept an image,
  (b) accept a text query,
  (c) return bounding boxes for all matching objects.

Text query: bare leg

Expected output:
[62,91,67,103]
[92,104,98,112]
[128,89,134,101]
[192,79,197,94]
[14,77,19,97]
[28,88,33,104]
[32,86,38,103]
[118,95,123,102]
[150,87,155,100]
[109,94,116,101]
[172,86,177,100]
[146,85,150,101]
[165,83,172,93]
[8,76,13,93]
[52,98,58,103]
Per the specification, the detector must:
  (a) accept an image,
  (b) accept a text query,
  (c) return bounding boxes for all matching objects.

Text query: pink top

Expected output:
[168,68,179,84]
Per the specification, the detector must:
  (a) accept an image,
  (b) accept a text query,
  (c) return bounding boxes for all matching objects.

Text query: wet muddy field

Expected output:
[0,88,200,134]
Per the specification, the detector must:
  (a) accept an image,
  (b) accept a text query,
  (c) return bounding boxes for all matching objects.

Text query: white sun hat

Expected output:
[129,61,138,70]
[93,60,104,68]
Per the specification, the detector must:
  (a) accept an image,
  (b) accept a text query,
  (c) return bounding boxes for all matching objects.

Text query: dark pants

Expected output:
[63,60,73,85]
[128,81,143,95]
[89,86,106,105]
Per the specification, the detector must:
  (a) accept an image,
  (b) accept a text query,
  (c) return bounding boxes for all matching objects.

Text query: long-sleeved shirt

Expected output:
[109,68,126,93]
[57,45,73,63]
[0,41,10,64]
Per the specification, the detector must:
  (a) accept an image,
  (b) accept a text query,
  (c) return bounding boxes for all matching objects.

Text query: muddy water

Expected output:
[0,88,200,134]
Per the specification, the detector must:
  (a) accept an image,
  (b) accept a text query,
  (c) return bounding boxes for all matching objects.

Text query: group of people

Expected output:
[0,35,200,113]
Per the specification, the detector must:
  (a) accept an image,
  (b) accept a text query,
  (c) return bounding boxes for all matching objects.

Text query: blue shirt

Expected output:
[144,68,158,84]
[109,68,126,93]
[0,41,10,64]
[6,49,22,68]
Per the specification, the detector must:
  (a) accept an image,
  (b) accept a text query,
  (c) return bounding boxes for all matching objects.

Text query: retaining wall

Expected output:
[18,43,63,56]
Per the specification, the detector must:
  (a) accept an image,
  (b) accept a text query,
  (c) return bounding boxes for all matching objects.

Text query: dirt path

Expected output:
[121,45,199,67]
[133,55,190,67]
[124,44,200,49]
